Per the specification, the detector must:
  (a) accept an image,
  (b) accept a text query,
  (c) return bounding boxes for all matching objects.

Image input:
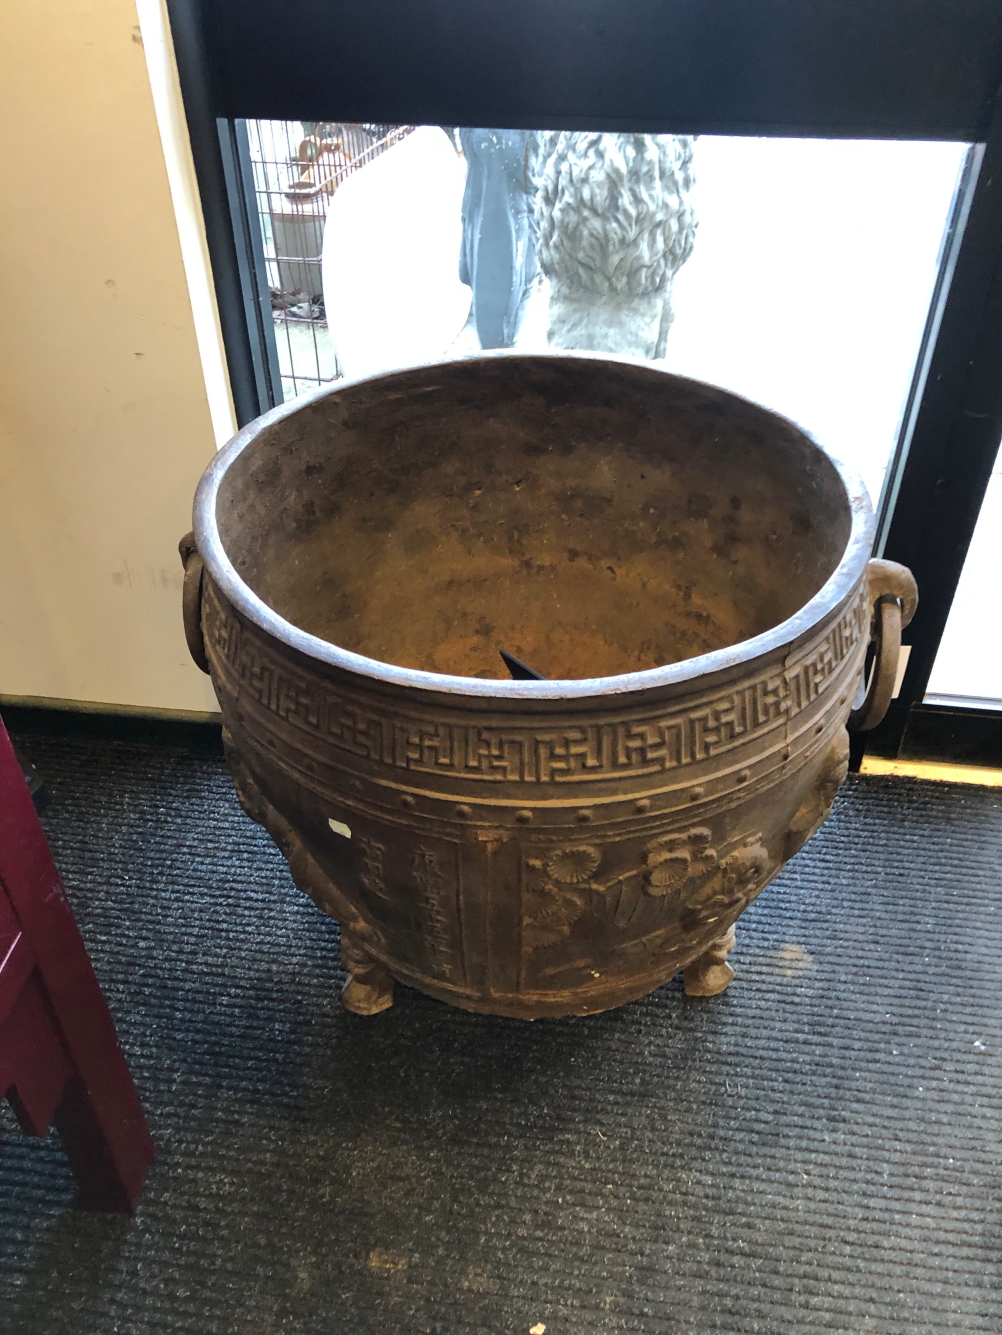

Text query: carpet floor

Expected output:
[1,733,1001,1335]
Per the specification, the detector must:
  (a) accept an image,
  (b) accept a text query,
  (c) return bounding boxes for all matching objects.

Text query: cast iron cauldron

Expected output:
[181,354,915,1018]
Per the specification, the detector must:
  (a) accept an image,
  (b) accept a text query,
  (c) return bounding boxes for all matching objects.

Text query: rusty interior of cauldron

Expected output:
[214,358,852,680]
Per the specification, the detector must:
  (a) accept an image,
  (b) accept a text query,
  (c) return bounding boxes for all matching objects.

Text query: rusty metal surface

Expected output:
[187,353,905,1019]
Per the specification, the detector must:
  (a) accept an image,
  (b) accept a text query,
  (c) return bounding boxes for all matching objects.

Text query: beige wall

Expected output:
[0,0,223,713]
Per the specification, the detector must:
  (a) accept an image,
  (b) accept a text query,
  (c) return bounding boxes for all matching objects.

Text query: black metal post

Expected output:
[218,119,284,411]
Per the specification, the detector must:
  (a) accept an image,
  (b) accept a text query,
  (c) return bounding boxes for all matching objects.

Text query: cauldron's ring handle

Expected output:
[178,531,209,674]
[849,558,918,732]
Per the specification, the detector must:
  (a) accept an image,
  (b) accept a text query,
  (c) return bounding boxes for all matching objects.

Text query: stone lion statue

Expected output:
[533,133,697,358]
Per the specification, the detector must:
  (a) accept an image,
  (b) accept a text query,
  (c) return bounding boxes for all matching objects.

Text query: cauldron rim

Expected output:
[193,351,874,703]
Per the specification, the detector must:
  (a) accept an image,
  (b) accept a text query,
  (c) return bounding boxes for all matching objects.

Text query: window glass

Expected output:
[250,123,967,509]
[925,446,1002,707]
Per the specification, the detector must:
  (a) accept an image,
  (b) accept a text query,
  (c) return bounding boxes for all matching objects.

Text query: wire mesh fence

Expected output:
[246,121,413,400]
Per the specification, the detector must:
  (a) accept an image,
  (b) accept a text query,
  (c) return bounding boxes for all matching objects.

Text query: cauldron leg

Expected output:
[683,925,737,997]
[339,931,396,1015]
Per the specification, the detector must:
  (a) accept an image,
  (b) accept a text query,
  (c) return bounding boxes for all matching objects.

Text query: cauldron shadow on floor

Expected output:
[288,957,739,1145]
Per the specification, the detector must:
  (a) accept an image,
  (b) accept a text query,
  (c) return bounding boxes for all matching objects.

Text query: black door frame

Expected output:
[866,94,1002,762]
[164,0,1002,766]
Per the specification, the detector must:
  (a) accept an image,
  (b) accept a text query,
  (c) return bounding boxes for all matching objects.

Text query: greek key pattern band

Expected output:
[205,582,866,786]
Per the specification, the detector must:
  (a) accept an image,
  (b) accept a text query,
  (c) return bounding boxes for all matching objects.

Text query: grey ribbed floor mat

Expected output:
[1,733,1000,1335]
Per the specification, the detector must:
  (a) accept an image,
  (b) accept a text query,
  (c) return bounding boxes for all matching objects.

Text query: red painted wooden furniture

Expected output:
[0,715,153,1211]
